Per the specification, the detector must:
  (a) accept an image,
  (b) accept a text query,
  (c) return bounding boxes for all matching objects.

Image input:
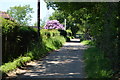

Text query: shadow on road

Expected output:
[5,39,88,79]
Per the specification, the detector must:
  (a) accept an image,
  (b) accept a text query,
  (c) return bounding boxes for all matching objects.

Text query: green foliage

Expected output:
[41,29,69,42]
[44,36,66,50]
[48,10,79,35]
[66,29,74,39]
[26,40,47,60]
[48,7,92,37]
[26,29,66,60]
[2,18,38,63]
[66,29,72,33]
[49,10,66,24]
[58,29,72,42]
[48,2,120,77]
[1,17,18,33]
[84,47,112,78]
[2,20,65,63]
[41,29,60,38]
[58,29,67,37]
[41,29,65,50]
[7,5,34,26]
[1,28,66,74]
[18,26,38,47]
[47,2,96,14]
[80,40,91,45]
[0,57,31,73]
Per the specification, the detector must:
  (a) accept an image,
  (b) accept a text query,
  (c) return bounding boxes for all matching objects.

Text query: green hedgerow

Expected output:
[84,47,112,78]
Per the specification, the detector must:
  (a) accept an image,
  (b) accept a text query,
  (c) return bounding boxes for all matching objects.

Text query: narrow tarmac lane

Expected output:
[6,39,88,79]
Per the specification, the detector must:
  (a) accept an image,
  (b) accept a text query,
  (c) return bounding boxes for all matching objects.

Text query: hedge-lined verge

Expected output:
[2,17,38,63]
[1,21,66,76]
[0,30,65,76]
[84,47,112,78]
[26,35,66,60]
[0,35,65,74]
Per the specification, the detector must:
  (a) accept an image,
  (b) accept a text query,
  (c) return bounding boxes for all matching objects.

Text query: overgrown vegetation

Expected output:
[26,30,66,60]
[84,47,112,78]
[0,57,31,73]
[2,17,38,63]
[81,40,112,78]
[80,40,91,45]
[80,40,94,46]
[47,2,120,78]
[1,17,66,74]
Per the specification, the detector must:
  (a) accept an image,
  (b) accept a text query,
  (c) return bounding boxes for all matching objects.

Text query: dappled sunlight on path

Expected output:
[6,38,89,79]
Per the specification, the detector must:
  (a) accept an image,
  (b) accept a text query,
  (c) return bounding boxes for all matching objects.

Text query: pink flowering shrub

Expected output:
[44,20,64,30]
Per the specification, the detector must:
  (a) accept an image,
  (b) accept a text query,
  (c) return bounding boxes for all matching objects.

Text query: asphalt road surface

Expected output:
[6,39,88,79]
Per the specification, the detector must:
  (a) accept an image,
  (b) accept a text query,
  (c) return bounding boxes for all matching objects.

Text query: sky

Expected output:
[0,0,54,25]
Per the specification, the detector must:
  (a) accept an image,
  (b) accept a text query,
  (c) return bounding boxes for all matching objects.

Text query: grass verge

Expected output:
[0,36,66,75]
[0,57,31,73]
[84,47,112,78]
[80,40,95,46]
[80,40,91,45]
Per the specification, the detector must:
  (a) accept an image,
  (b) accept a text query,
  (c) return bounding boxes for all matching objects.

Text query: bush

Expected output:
[66,29,72,37]
[1,24,66,75]
[58,29,67,37]
[26,39,48,60]
[41,29,68,42]
[44,20,64,30]
[0,35,65,75]
[41,29,60,38]
[58,29,72,42]
[80,40,91,45]
[25,29,66,60]
[66,37,70,42]
[2,18,38,63]
[84,47,112,78]
[44,36,66,50]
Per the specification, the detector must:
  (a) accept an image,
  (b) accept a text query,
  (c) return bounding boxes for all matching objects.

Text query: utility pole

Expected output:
[37,0,40,38]
[64,19,66,30]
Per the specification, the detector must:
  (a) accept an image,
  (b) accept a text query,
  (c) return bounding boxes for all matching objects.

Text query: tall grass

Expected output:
[84,47,112,78]
[0,57,31,73]
[80,40,95,46]
[44,36,66,50]
[80,40,91,45]
[26,35,66,60]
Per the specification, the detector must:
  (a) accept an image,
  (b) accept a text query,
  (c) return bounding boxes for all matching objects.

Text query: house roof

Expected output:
[0,11,14,20]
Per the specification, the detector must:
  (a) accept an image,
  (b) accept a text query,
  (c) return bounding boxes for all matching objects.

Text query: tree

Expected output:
[46,2,120,77]
[46,2,96,13]
[49,10,80,35]
[7,5,34,26]
[49,10,67,24]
